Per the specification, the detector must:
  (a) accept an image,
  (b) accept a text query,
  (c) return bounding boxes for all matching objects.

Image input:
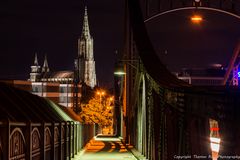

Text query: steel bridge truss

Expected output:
[142,0,240,20]
[124,0,240,159]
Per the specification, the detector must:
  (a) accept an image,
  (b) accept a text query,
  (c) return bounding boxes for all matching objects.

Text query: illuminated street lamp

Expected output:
[191,15,203,23]
[114,70,126,76]
[114,62,126,75]
[106,96,114,134]
[108,96,114,106]
[97,90,105,104]
[97,91,105,96]
[114,59,140,137]
[114,60,138,76]
[96,90,106,134]
[191,0,203,24]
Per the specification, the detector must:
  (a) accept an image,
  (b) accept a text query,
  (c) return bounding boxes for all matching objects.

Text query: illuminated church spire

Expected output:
[34,53,39,66]
[42,55,50,73]
[77,6,96,88]
[81,7,91,38]
[29,53,41,82]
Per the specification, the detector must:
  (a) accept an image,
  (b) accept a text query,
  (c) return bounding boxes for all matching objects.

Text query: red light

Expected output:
[210,127,219,131]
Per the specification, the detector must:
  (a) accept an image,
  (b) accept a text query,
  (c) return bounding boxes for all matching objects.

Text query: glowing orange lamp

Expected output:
[191,15,203,23]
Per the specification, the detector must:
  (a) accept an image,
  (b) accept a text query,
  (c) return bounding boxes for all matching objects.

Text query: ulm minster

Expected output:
[1,0,240,160]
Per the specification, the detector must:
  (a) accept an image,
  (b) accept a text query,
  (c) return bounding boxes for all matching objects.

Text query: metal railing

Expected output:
[0,120,94,160]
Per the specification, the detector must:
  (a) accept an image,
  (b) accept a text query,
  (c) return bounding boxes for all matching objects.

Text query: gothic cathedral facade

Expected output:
[76,7,96,88]
[29,7,97,89]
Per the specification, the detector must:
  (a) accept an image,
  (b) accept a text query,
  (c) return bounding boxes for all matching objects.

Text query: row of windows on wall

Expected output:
[32,86,72,93]
[59,96,72,103]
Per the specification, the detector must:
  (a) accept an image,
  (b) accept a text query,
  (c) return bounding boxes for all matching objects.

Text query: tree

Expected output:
[79,92,114,127]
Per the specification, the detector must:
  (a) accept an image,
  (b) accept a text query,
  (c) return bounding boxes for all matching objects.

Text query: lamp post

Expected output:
[114,60,138,75]
[96,90,105,134]
[73,58,81,114]
[114,59,140,138]
[114,70,122,137]
[97,91,105,105]
[191,0,203,24]
[106,97,114,134]
[108,97,114,106]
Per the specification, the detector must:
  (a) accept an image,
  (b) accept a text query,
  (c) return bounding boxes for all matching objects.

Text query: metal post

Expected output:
[73,59,81,114]
[114,61,123,137]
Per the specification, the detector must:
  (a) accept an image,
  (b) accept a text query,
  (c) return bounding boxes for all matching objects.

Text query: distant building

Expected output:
[3,6,97,108]
[2,80,80,108]
[29,53,41,82]
[75,7,97,88]
[29,6,96,88]
[175,64,226,86]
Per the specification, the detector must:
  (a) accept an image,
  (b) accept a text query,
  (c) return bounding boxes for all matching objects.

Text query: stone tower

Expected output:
[77,7,96,88]
[29,53,41,82]
[42,55,50,73]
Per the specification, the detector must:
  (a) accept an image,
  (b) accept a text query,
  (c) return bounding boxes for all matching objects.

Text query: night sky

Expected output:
[0,0,124,88]
[146,9,240,72]
[1,0,240,88]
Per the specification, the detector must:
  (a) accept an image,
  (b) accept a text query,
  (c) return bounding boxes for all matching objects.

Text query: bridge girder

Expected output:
[142,0,240,20]
[124,0,240,159]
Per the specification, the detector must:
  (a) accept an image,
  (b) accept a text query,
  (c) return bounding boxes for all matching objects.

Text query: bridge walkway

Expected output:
[74,135,140,160]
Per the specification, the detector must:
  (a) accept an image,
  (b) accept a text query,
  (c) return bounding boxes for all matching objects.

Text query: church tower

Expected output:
[42,55,50,73]
[77,7,96,88]
[29,53,41,82]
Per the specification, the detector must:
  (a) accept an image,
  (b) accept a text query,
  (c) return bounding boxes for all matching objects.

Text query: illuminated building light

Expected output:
[191,15,203,23]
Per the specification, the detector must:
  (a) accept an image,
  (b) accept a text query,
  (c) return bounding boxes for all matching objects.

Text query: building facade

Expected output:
[2,80,80,108]
[175,64,225,86]
[29,53,41,82]
[29,6,96,89]
[25,7,97,107]
[76,7,96,88]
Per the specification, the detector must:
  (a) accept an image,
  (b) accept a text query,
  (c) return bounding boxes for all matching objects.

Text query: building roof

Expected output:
[42,70,74,79]
[50,71,74,78]
[40,70,74,83]
[177,67,226,77]
[0,82,78,123]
